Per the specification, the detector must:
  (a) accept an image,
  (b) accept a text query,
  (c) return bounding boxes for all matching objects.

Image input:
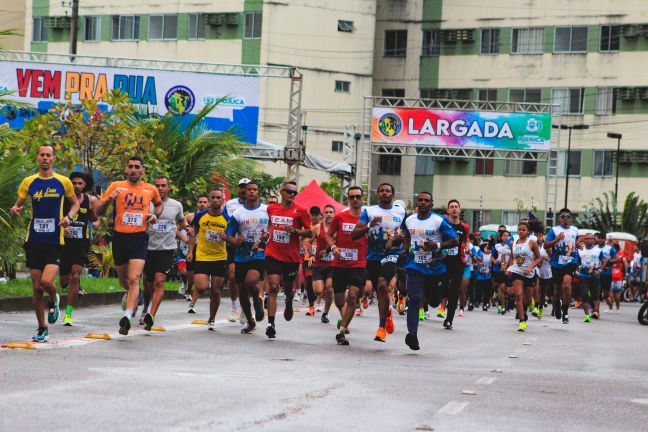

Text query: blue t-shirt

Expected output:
[225,203,268,262]
[546,225,579,268]
[575,247,605,279]
[475,250,492,281]
[598,244,617,276]
[359,204,407,260]
[403,212,456,276]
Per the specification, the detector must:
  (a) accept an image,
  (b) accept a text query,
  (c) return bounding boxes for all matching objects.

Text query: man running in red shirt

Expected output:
[264,181,312,338]
[328,186,368,346]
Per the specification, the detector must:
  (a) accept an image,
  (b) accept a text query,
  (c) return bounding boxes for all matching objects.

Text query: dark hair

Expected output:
[128,156,144,165]
[528,219,544,234]
[377,182,395,195]
[39,143,55,154]
[498,225,506,230]
[559,208,571,214]
[209,187,223,196]
[197,194,209,200]
[417,191,432,199]
[324,204,336,211]
[595,232,606,239]
[469,233,476,242]
[447,199,460,208]
[518,221,530,231]
[283,180,297,188]
[347,186,363,195]
[498,230,510,241]
[246,179,259,188]
[309,206,322,216]
[69,172,86,182]
[155,175,170,184]
[613,243,620,252]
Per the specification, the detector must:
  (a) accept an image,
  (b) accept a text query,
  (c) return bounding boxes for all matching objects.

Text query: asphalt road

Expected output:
[1,297,647,432]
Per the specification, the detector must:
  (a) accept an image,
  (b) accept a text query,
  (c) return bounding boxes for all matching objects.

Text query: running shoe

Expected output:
[241,321,256,334]
[385,307,395,334]
[528,298,536,311]
[47,293,60,324]
[468,303,475,311]
[143,312,154,331]
[574,300,582,309]
[482,304,488,311]
[355,308,363,316]
[583,314,592,323]
[253,298,264,322]
[604,308,613,313]
[555,306,562,320]
[188,304,196,314]
[208,320,216,331]
[497,305,504,315]
[592,311,599,320]
[321,313,330,324]
[227,307,240,323]
[405,332,420,351]
[562,314,570,324]
[78,287,87,296]
[32,327,49,343]
[336,318,350,334]
[178,282,186,296]
[119,316,131,335]
[458,309,464,317]
[336,331,349,346]
[537,308,543,319]
[316,303,323,312]
[266,324,276,339]
[443,320,453,330]
[284,297,294,321]
[418,308,425,321]
[185,294,192,302]
[240,309,249,325]
[374,327,387,342]
[397,297,406,315]
[138,314,145,326]
[517,321,527,332]
[531,307,539,318]
[306,306,315,316]
[424,311,431,320]
[63,313,73,326]
[362,296,369,309]
[437,306,446,318]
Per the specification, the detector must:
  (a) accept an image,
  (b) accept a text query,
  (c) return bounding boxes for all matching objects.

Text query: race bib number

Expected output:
[381,255,398,265]
[339,248,358,261]
[66,226,84,239]
[205,229,223,242]
[446,247,459,256]
[154,221,173,233]
[414,251,432,264]
[245,231,261,242]
[479,262,490,274]
[34,218,55,233]
[273,230,290,244]
[322,252,333,262]
[558,255,573,265]
[311,245,317,255]
[122,212,143,227]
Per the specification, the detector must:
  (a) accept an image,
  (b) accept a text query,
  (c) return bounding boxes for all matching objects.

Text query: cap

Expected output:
[238,178,251,186]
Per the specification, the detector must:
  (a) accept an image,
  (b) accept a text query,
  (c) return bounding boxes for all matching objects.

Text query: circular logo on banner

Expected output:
[526,118,542,134]
[165,86,195,116]
[378,113,402,138]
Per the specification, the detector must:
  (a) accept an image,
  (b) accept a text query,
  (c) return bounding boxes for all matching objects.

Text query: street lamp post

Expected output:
[552,124,589,209]
[607,132,623,230]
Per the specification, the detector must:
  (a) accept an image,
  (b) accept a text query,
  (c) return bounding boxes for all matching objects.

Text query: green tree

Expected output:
[319,174,342,200]
[251,172,284,199]
[579,191,648,236]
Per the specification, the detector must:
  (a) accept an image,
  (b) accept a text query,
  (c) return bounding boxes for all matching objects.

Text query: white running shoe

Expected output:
[228,307,240,323]
[239,311,248,325]
[208,320,216,331]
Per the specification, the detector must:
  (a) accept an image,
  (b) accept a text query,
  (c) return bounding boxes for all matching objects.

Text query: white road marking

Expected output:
[476,376,496,385]
[438,401,468,415]
[631,399,648,405]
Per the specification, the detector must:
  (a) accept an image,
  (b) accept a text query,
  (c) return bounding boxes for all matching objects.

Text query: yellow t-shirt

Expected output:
[193,209,228,261]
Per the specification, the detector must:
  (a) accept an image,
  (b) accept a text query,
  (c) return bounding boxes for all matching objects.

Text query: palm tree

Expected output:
[151,101,257,206]
[579,191,648,236]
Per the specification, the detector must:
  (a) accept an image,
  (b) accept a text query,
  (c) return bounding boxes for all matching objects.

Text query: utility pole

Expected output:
[69,0,79,56]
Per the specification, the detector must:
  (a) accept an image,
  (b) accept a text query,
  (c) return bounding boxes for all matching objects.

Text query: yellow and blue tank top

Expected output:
[17,173,76,245]
[193,209,230,261]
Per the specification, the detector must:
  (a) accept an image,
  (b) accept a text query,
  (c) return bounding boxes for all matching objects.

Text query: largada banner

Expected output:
[0,60,260,143]
[371,107,551,151]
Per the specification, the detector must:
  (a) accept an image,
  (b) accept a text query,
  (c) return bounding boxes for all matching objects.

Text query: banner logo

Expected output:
[164,85,195,116]
[378,113,402,138]
[526,118,542,133]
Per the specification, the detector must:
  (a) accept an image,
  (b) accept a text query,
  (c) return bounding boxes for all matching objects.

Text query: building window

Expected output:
[33,17,48,42]
[475,156,494,175]
[83,16,101,42]
[244,12,262,39]
[554,26,588,53]
[557,150,582,176]
[415,157,434,176]
[511,28,544,54]
[384,30,407,57]
[593,150,614,177]
[382,89,405,98]
[338,20,354,33]
[378,155,401,175]
[422,30,440,56]
[420,88,436,99]
[509,88,542,103]
[504,156,537,176]
[600,25,621,52]
[551,88,584,114]
[478,89,498,102]
[595,87,615,115]
[149,14,178,40]
[112,15,140,40]
[480,28,500,54]
[188,13,205,39]
[502,211,526,226]
[331,141,343,153]
[335,80,350,93]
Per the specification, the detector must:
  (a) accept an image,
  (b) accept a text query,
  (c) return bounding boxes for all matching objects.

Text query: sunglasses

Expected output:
[283,189,298,196]
[348,195,362,200]
[560,214,572,220]
[127,164,142,169]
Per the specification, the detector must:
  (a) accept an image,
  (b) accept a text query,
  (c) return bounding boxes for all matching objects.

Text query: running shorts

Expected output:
[265,256,300,284]
[60,240,89,276]
[332,267,367,294]
[366,259,397,289]
[24,242,62,271]
[193,260,227,278]
[112,232,148,266]
[312,266,333,282]
[234,260,265,284]
[144,249,176,281]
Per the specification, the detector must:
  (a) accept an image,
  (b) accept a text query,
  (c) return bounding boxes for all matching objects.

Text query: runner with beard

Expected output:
[304,204,335,322]
[444,199,470,328]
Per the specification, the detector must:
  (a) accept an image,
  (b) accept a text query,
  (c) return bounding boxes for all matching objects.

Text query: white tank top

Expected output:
[509,236,535,276]
[538,246,552,279]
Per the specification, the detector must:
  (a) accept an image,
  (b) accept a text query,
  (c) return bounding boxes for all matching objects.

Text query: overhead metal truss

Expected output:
[371,145,548,161]
[367,96,553,113]
[0,50,294,78]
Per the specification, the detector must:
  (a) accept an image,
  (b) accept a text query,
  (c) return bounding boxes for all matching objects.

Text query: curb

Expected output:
[0,290,227,313]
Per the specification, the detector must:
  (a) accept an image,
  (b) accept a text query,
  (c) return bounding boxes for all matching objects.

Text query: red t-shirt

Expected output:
[328,211,367,269]
[265,203,311,263]
[612,250,624,281]
[314,222,333,267]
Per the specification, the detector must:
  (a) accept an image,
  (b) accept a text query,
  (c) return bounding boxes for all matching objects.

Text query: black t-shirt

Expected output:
[446,221,468,269]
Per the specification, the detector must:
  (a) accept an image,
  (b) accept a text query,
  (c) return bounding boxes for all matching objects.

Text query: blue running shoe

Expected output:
[32,327,49,343]
[48,293,60,324]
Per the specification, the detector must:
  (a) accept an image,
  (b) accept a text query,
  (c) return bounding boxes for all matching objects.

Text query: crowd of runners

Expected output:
[9,145,646,350]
